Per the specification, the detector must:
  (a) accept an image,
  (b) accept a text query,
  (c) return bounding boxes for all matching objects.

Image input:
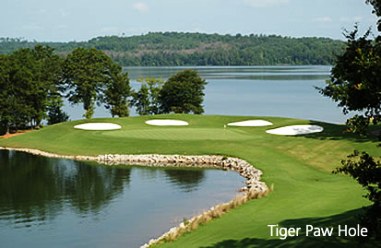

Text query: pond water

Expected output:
[0,150,244,248]
[63,66,351,124]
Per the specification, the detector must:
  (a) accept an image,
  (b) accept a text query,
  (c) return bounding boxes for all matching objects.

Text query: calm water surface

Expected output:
[0,150,244,248]
[64,66,350,123]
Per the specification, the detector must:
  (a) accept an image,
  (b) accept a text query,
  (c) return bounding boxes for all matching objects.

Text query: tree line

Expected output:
[0,33,344,66]
[0,46,206,134]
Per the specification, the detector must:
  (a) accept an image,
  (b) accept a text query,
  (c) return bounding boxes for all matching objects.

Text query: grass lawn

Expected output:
[0,114,379,247]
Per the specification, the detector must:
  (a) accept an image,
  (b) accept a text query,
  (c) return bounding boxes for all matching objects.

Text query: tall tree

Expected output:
[319,26,381,117]
[64,48,130,119]
[0,46,64,133]
[103,63,131,117]
[131,77,163,115]
[63,48,114,119]
[158,70,207,114]
[0,54,17,134]
[131,84,150,116]
[318,23,381,133]
[29,45,64,126]
[323,0,381,242]
[46,95,69,125]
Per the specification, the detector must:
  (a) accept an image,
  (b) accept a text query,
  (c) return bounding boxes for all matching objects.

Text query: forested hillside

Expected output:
[0,32,344,66]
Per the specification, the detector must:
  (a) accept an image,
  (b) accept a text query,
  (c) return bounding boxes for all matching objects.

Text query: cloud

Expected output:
[133,2,149,13]
[243,0,289,8]
[314,16,333,23]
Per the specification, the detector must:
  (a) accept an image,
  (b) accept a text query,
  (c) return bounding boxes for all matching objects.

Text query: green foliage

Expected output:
[131,77,163,115]
[131,84,150,115]
[63,47,131,118]
[0,33,344,66]
[345,115,370,136]
[47,95,69,125]
[63,48,108,118]
[334,150,381,239]
[103,64,131,117]
[159,70,206,114]
[320,0,381,129]
[0,46,63,132]
[319,26,381,116]
[366,0,381,30]
[318,24,381,134]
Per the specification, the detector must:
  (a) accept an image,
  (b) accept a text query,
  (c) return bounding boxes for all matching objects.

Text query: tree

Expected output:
[0,46,64,133]
[64,48,131,119]
[63,48,114,119]
[131,84,150,115]
[103,64,130,117]
[29,45,64,126]
[366,0,381,31]
[158,70,207,114]
[47,95,69,125]
[131,77,163,115]
[318,3,381,134]
[0,54,16,134]
[324,0,381,242]
[319,26,381,120]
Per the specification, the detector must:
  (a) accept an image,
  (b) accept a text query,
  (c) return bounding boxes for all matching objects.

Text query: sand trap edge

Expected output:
[227,120,273,127]
[145,120,189,126]
[266,125,323,136]
[74,123,122,131]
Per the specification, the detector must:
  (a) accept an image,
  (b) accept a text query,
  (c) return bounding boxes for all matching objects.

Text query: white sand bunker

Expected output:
[227,120,273,127]
[266,125,323,136]
[74,123,122,131]
[145,119,189,126]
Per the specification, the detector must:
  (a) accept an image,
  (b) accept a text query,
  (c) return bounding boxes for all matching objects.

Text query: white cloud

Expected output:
[243,0,289,8]
[314,16,333,23]
[133,2,149,13]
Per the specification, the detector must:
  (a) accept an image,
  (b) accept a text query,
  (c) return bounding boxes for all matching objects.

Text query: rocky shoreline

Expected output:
[0,147,269,247]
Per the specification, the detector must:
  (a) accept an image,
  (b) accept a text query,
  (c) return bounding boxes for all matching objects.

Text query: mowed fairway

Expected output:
[0,114,379,247]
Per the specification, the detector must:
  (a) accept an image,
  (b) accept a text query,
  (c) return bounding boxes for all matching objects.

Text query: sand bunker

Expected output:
[74,123,122,131]
[227,120,273,127]
[266,125,323,136]
[145,119,189,126]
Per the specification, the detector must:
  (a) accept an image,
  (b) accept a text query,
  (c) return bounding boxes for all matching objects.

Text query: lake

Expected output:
[0,150,244,248]
[1,66,347,247]
[63,66,350,124]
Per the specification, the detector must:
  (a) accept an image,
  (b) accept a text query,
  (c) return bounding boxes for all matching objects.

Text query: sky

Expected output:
[0,0,378,42]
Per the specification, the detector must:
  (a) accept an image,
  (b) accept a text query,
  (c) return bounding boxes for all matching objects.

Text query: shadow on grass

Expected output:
[301,121,380,144]
[202,208,378,248]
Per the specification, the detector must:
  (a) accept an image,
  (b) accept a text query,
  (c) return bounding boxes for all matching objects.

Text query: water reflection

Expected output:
[0,151,130,226]
[164,168,205,192]
[0,151,243,247]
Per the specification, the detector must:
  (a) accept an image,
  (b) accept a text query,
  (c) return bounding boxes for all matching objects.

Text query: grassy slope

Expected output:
[0,114,379,247]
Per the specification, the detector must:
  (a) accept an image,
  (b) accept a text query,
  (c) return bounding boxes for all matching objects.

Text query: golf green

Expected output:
[0,114,378,247]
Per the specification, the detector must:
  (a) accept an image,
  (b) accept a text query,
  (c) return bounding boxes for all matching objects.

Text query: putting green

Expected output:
[102,127,252,141]
[0,114,379,247]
